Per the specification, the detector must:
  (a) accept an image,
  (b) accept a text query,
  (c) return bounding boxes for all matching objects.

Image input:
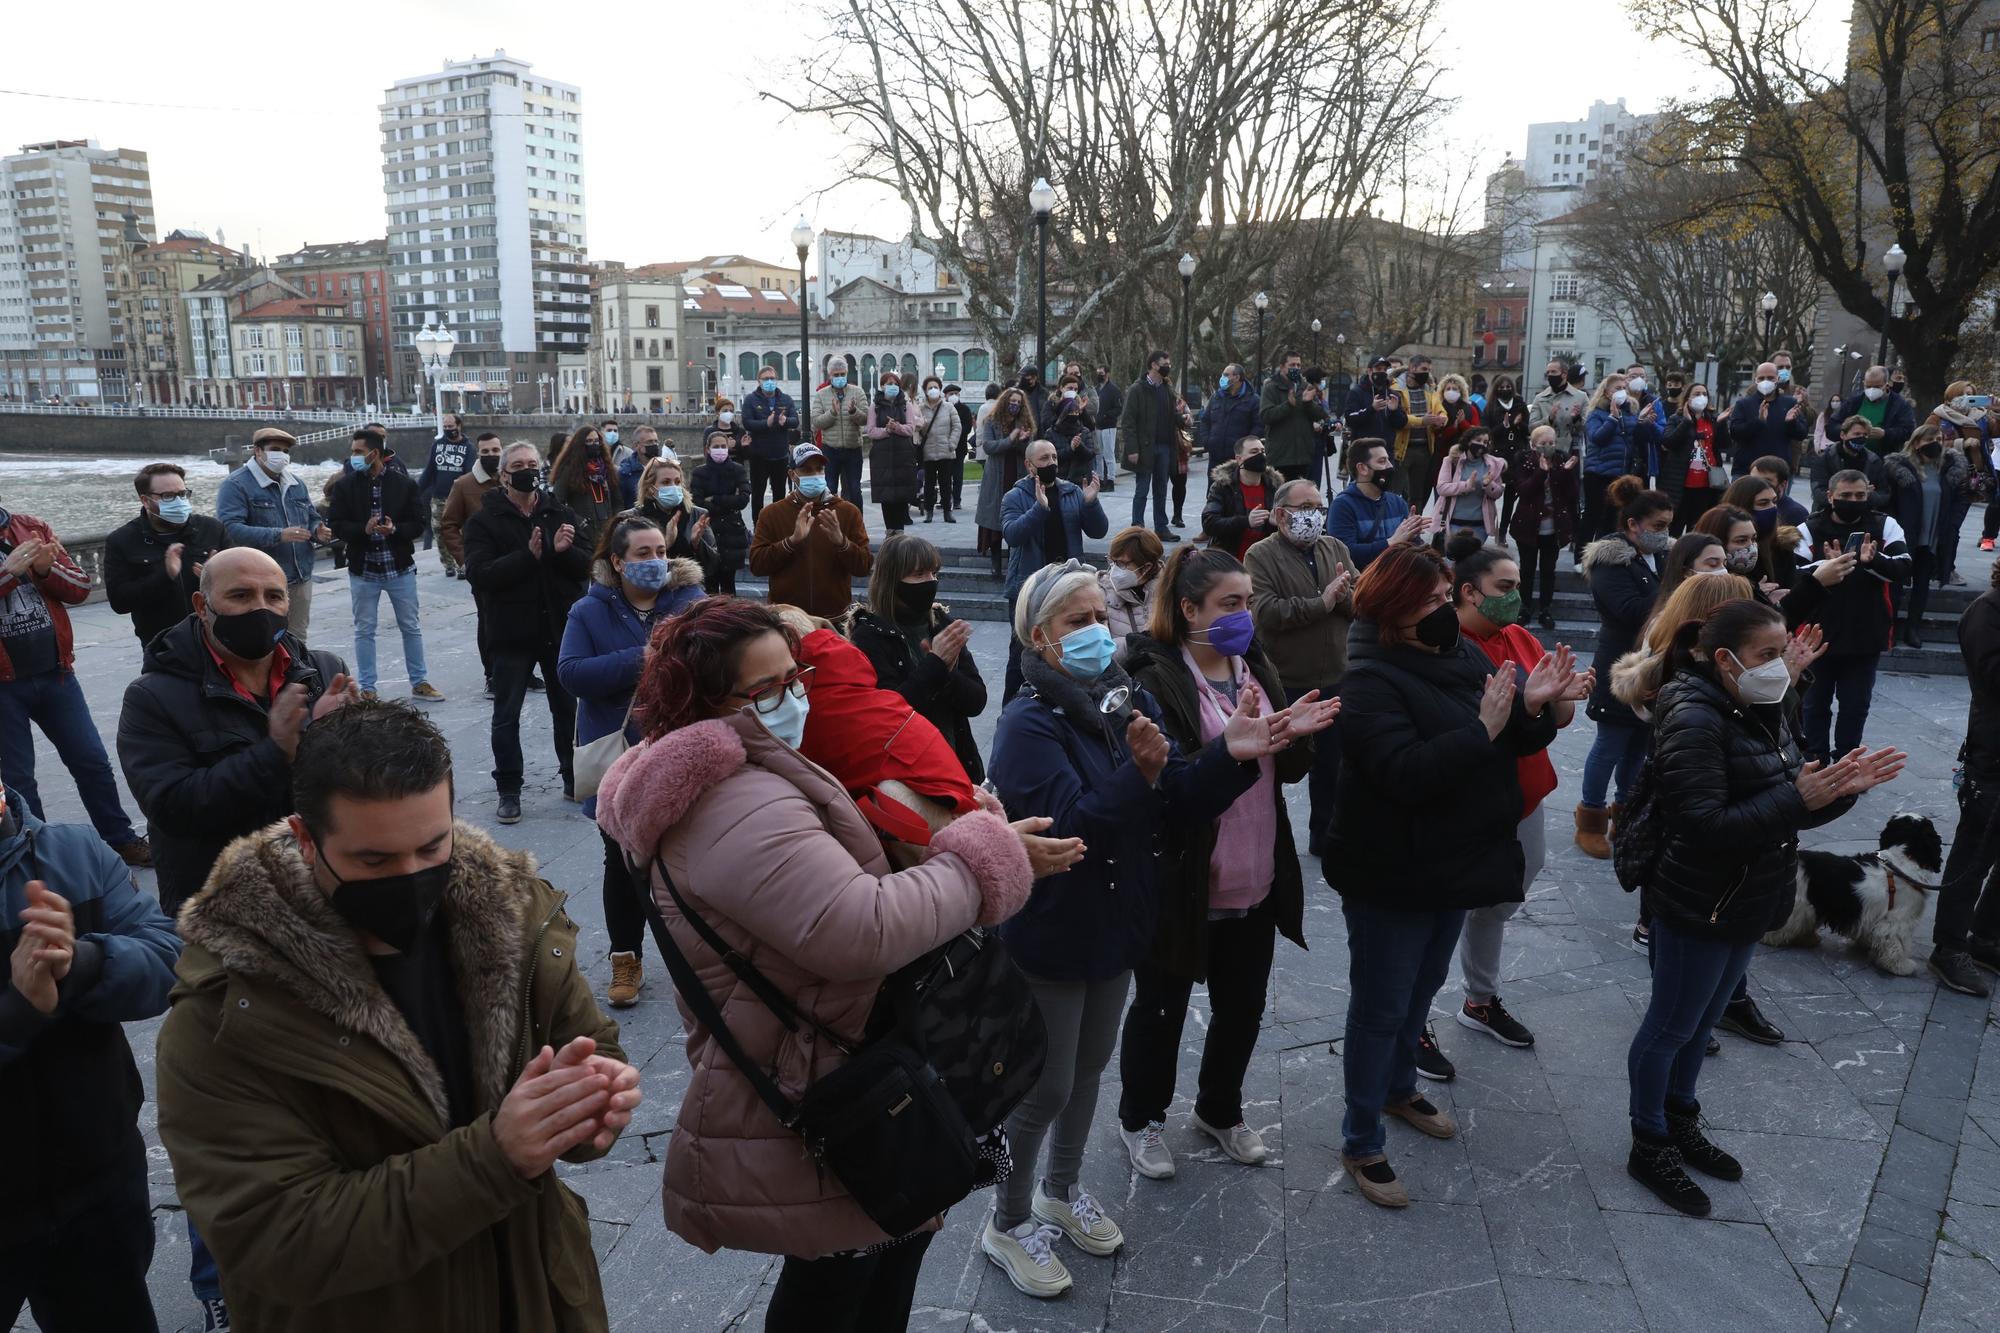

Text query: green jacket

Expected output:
[1259,374,1329,473]
[1116,373,1188,471]
[157,822,624,1333]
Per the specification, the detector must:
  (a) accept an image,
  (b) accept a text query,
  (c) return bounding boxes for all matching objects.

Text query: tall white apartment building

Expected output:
[0,139,155,401]
[1490,99,1659,272]
[380,51,587,411]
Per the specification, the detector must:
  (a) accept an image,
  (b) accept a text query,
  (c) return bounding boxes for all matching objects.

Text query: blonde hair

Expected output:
[1640,573,1755,656]
[1587,373,1630,414]
[639,455,689,509]
[1013,560,1101,646]
[1440,373,1469,397]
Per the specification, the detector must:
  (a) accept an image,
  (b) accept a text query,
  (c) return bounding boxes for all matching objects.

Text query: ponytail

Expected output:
[1147,544,1243,644]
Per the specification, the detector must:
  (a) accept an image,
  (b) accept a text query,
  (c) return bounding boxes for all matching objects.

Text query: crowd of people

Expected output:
[0,346,1994,1333]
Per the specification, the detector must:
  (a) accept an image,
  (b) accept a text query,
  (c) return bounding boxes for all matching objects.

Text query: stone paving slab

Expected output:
[12,525,2000,1332]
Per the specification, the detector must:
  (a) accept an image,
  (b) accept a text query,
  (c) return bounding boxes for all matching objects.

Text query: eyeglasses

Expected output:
[152,489,191,500]
[738,665,813,716]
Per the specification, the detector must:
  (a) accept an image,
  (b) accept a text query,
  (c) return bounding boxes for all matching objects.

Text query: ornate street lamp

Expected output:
[1876,243,1906,367]
[412,319,457,436]
[1760,290,1778,357]
[1030,178,1057,381]
[791,218,815,408]
[1177,253,1197,400]
[1254,290,1270,382]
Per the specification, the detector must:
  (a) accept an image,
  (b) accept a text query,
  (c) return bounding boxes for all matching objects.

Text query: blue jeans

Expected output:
[1801,653,1880,763]
[1580,716,1648,809]
[1628,919,1756,1137]
[188,1215,221,1303]
[0,669,137,844]
[828,449,865,507]
[1130,447,1173,534]
[348,569,428,692]
[1341,899,1466,1157]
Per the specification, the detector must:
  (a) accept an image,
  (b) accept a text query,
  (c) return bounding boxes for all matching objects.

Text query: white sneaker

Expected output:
[1032,1183,1124,1256]
[981,1216,1072,1298]
[1119,1121,1176,1180]
[1190,1111,1270,1165]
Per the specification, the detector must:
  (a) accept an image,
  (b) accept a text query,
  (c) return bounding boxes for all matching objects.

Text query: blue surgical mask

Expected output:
[1055,622,1116,681]
[761,380,777,393]
[749,686,810,749]
[622,557,669,591]
[1219,374,1232,392]
[1776,368,1791,383]
[154,496,192,525]
[831,375,848,389]
[604,430,620,445]
[348,455,370,472]
[658,485,684,508]
[797,474,828,498]
[883,383,902,399]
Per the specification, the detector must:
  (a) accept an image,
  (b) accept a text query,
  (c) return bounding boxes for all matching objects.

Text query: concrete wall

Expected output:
[0,413,711,464]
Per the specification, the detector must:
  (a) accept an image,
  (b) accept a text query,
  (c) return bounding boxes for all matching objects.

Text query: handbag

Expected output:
[571,693,635,802]
[1611,758,1662,894]
[631,852,1046,1238]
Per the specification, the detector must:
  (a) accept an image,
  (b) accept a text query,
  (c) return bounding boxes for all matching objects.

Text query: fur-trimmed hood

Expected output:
[1580,534,1644,573]
[175,820,550,1130]
[590,552,704,590]
[1611,645,1666,717]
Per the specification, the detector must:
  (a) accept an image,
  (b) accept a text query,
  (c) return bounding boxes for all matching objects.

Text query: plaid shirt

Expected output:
[360,475,396,580]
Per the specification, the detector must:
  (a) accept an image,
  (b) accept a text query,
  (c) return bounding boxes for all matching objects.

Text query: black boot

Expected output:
[1716,995,1784,1045]
[1537,602,1556,630]
[1628,1134,1711,1216]
[1664,1100,1743,1180]
[1902,622,1924,650]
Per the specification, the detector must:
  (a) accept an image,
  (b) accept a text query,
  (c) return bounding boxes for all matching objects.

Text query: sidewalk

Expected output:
[16,500,1999,1332]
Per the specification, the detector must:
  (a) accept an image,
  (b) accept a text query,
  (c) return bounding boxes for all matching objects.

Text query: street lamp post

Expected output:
[1254,291,1269,383]
[1030,178,1056,382]
[1311,317,1323,367]
[1760,290,1778,357]
[791,218,814,408]
[1177,253,1196,402]
[1876,243,1906,368]
[412,319,458,438]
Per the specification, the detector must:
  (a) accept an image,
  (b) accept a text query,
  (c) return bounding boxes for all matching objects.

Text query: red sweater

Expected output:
[1467,621,1558,817]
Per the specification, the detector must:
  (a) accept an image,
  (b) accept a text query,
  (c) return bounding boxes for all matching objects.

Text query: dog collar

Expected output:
[1881,850,1939,893]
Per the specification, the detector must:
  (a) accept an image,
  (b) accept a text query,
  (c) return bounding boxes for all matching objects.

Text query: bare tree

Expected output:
[1628,0,2000,406]
[772,0,1448,379]
[1560,168,1821,382]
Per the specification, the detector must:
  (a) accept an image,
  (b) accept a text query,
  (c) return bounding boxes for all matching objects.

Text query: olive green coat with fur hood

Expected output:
[156,821,624,1333]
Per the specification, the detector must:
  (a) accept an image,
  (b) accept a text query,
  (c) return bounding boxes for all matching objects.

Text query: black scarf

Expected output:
[874,391,908,426]
[1019,643,1135,746]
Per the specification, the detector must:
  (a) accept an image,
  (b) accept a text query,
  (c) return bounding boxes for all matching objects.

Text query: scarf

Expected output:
[1019,643,1136,748]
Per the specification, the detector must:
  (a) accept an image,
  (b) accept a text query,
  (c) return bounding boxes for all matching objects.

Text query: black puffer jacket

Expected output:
[1200,460,1285,554]
[689,457,752,573]
[1327,621,1558,911]
[1646,669,1855,942]
[843,605,988,784]
[102,512,230,648]
[1583,534,1662,725]
[115,618,345,912]
[461,487,592,652]
[1655,411,1725,510]
[1124,632,1309,980]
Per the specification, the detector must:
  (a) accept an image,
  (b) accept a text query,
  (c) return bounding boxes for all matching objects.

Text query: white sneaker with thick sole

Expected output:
[1190,1111,1270,1165]
[1031,1183,1124,1257]
[980,1217,1072,1298]
[1119,1121,1176,1179]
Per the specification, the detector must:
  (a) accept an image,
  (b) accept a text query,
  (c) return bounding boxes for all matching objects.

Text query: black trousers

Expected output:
[881,501,911,532]
[1117,904,1277,1131]
[950,456,967,507]
[1579,472,1615,550]
[472,586,493,680]
[920,460,954,514]
[1171,465,1189,522]
[599,829,645,954]
[0,1136,158,1333]
[1517,531,1560,610]
[1984,498,2000,543]
[1903,548,1936,632]
[704,564,738,596]
[765,1232,935,1333]
[749,457,788,520]
[1672,486,1722,536]
[1936,775,2000,950]
[490,643,574,795]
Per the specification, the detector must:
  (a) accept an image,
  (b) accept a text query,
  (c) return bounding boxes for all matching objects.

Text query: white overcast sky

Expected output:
[1,0,1847,267]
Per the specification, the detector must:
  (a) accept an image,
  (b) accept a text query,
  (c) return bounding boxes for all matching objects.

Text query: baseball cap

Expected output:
[791,441,826,468]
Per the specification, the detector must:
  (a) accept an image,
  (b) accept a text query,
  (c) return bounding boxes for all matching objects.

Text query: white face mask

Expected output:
[946,394,960,406]
[1865,385,1886,401]
[1689,395,1709,413]
[927,386,943,401]
[1724,650,1791,705]
[719,411,734,425]
[1757,379,1777,395]
[1629,377,1648,394]
[1107,565,1143,592]
[1063,388,1078,400]
[1443,389,1461,404]
[1611,389,1630,406]
[262,450,291,472]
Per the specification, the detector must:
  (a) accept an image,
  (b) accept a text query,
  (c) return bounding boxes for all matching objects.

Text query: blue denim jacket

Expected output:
[214,462,323,584]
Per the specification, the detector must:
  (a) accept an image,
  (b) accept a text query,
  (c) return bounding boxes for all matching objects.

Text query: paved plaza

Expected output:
[18,505,2000,1333]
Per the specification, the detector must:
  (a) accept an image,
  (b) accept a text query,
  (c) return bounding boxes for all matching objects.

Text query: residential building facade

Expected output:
[115,229,247,405]
[227,297,368,409]
[1472,273,1533,380]
[0,139,155,402]
[1525,212,1637,389]
[179,267,304,407]
[380,51,588,411]
[273,239,391,404]
[591,262,687,412]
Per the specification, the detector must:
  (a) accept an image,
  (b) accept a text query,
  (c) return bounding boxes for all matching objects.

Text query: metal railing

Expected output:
[0,403,371,423]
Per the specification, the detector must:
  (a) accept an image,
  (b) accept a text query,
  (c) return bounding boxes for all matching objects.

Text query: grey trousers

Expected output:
[995,970,1132,1230]
[286,577,312,642]
[1460,804,1547,1005]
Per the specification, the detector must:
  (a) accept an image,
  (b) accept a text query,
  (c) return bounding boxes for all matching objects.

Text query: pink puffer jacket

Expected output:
[596,710,1032,1259]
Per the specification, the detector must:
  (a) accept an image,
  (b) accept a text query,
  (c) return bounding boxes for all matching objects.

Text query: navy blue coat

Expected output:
[989,686,1258,981]
[743,387,799,464]
[1328,480,1411,569]
[1200,383,1262,462]
[1726,391,1809,474]
[1000,474,1109,596]
[557,568,705,817]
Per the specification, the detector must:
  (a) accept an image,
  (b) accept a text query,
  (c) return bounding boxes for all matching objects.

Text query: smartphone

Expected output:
[1844,532,1866,555]
[1969,395,1993,410]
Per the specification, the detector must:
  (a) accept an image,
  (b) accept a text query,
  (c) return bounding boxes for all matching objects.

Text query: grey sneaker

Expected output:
[1032,1183,1123,1256]
[1119,1121,1176,1179]
[980,1217,1072,1298]
[1190,1111,1270,1165]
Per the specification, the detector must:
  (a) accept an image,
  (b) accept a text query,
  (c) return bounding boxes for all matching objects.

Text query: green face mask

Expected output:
[1479,589,1523,626]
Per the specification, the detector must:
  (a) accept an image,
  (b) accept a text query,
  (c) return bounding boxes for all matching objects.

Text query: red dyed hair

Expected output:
[1353,543,1451,647]
[634,597,798,739]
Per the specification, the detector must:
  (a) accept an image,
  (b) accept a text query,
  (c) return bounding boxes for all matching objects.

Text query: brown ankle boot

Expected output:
[1575,804,1611,859]
[1607,802,1625,843]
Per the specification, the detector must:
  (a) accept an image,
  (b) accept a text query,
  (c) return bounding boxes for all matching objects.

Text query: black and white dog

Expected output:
[1763,814,1944,976]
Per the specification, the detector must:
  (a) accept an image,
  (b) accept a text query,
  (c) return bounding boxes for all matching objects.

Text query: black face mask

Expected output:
[1035,463,1061,487]
[477,454,502,472]
[894,579,938,620]
[642,444,662,459]
[506,467,540,493]
[1548,375,1567,390]
[318,849,452,953]
[1831,498,1871,522]
[208,606,287,661]
[1372,373,1391,392]
[1464,439,1487,456]
[1920,444,1943,459]
[1242,454,1267,473]
[444,428,462,440]
[1413,602,1460,652]
[1364,464,1398,489]
[1890,382,1906,395]
[1287,368,1304,384]
[1842,437,1869,454]
[1409,371,1429,386]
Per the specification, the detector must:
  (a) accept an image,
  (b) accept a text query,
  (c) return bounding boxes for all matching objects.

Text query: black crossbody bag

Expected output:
[631,853,1046,1238]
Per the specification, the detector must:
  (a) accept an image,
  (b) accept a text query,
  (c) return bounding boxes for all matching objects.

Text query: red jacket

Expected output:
[0,511,90,683]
